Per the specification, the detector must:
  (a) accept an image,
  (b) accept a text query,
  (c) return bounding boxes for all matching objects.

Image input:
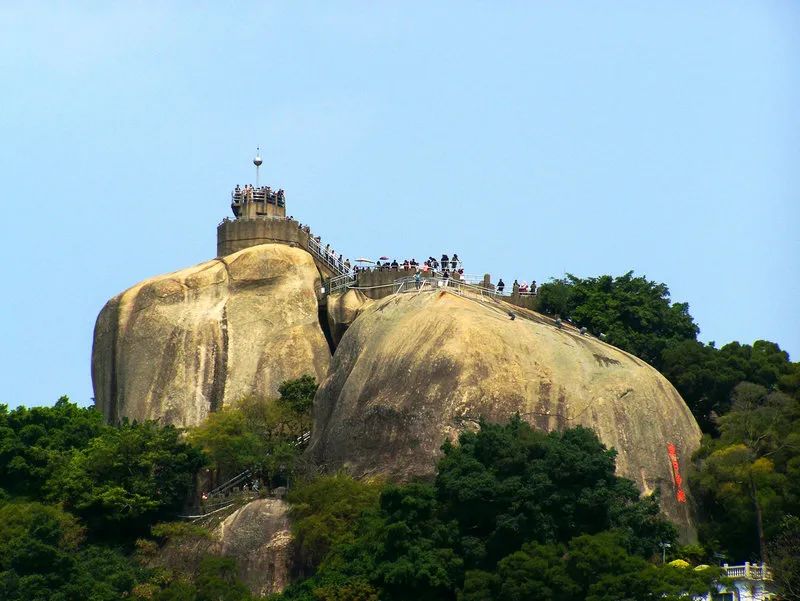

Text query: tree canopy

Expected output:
[277,418,710,601]
[187,375,318,487]
[535,271,699,366]
[691,382,800,562]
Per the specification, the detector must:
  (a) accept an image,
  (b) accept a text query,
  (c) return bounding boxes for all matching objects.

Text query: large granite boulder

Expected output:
[152,498,294,597]
[213,498,294,596]
[309,289,701,539]
[92,244,330,427]
[326,289,373,345]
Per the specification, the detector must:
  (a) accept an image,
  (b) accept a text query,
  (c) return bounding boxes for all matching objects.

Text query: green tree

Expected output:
[194,556,252,601]
[488,532,719,601]
[189,376,318,486]
[47,420,205,539]
[767,515,800,601]
[277,374,318,415]
[0,397,105,498]
[435,417,675,567]
[151,556,252,601]
[188,408,264,481]
[0,501,143,601]
[495,542,578,601]
[279,418,681,601]
[692,383,800,560]
[288,473,382,572]
[373,483,463,601]
[535,272,699,367]
[661,339,800,431]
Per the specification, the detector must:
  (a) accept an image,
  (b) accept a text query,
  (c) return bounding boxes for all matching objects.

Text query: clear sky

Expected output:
[1,2,798,408]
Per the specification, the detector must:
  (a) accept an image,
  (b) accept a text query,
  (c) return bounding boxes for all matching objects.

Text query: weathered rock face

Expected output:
[326,289,374,345]
[310,290,701,539]
[155,498,294,597]
[213,499,294,596]
[92,244,330,427]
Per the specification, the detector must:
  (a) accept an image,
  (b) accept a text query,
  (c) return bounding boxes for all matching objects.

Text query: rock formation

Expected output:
[92,244,330,427]
[212,499,294,596]
[154,498,294,597]
[309,289,701,539]
[326,289,373,345]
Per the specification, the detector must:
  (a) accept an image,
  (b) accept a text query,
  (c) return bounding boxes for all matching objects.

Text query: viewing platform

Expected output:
[230,185,286,219]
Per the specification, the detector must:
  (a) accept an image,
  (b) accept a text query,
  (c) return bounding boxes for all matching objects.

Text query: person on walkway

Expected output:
[497,278,505,293]
[415,271,421,289]
[513,279,519,295]
[451,254,459,269]
[531,280,537,294]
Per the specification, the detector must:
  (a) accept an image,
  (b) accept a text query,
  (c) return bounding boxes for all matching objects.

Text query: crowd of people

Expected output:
[367,253,464,275]
[225,198,539,295]
[231,184,286,206]
[289,219,538,297]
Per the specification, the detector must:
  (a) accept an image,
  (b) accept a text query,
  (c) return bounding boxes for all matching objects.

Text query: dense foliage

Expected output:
[0,397,105,498]
[535,271,699,366]
[287,473,383,572]
[535,272,799,434]
[277,419,717,601]
[0,501,143,601]
[49,420,205,538]
[691,383,800,562]
[0,378,320,600]
[188,375,317,487]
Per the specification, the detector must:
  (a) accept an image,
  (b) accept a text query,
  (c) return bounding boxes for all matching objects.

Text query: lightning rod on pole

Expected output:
[253,147,263,187]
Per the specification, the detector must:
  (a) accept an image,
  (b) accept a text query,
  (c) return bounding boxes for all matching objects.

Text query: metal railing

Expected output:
[458,273,490,286]
[306,235,352,279]
[231,187,285,207]
[328,273,356,294]
[393,275,504,301]
[208,468,252,497]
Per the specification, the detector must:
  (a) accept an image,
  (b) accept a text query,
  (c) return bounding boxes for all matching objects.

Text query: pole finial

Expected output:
[253,147,262,187]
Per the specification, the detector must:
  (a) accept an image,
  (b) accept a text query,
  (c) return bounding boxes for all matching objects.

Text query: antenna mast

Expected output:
[253,147,263,187]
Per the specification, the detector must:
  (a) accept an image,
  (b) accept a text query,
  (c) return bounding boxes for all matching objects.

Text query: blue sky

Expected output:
[1,2,798,408]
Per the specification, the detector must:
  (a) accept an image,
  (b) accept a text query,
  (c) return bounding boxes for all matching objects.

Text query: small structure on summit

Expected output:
[217,150,294,257]
[230,148,286,220]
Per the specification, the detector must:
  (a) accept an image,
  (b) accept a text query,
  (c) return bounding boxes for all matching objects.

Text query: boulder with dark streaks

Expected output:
[92,244,330,427]
[309,289,701,539]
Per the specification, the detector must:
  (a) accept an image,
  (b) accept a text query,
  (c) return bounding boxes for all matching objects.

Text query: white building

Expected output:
[699,563,775,601]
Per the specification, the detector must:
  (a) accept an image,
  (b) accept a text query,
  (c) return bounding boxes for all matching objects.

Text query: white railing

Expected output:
[306,236,351,278]
[393,275,504,301]
[458,273,490,286]
[329,273,356,294]
[721,563,772,580]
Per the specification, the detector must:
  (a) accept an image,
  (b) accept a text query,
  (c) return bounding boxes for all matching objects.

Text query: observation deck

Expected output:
[230,185,286,219]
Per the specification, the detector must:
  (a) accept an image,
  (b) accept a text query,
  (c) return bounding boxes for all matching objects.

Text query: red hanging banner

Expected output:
[667,443,687,503]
